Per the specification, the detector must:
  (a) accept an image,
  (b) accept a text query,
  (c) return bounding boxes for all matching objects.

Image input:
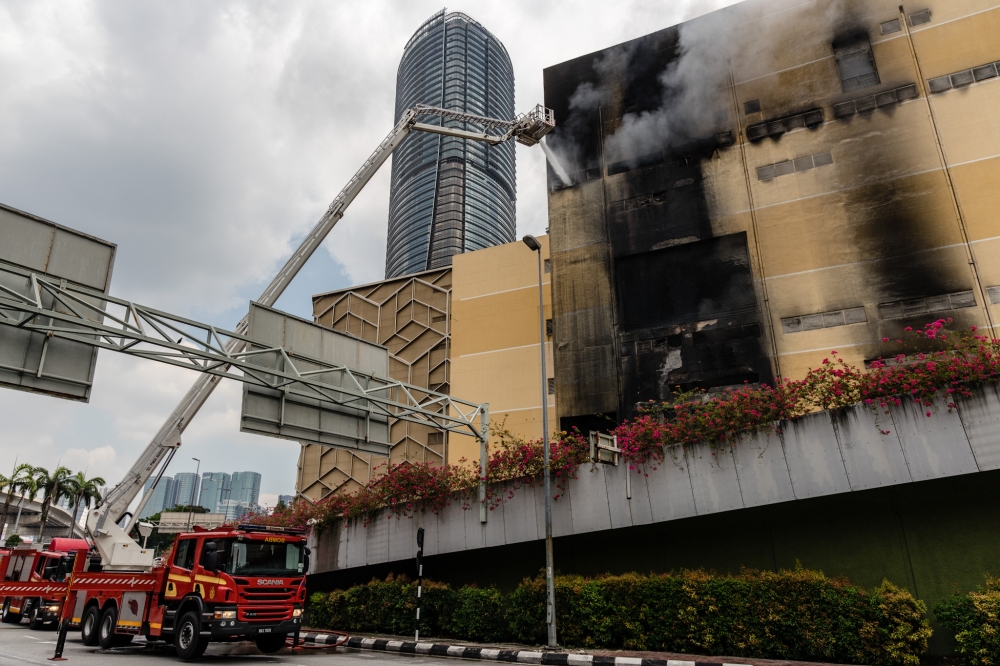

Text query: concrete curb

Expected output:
[299,634,764,666]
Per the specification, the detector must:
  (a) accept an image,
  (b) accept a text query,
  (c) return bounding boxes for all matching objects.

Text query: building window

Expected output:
[782,307,866,333]
[743,99,761,115]
[878,291,976,319]
[432,314,447,323]
[547,378,556,395]
[546,318,553,337]
[757,152,833,181]
[834,35,880,93]
[987,286,1000,304]
[880,19,901,34]
[427,432,444,448]
[544,259,551,274]
[908,9,931,26]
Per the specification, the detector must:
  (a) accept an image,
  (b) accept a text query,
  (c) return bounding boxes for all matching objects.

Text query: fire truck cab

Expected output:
[75,524,307,660]
[1,538,90,629]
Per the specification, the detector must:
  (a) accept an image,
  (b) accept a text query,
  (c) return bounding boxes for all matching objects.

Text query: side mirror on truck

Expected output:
[201,541,219,572]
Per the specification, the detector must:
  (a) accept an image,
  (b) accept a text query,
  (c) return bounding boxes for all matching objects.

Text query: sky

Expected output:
[0,0,740,513]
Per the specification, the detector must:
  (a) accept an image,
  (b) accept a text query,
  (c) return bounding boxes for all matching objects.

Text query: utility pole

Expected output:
[415,527,425,642]
[188,458,200,531]
[521,234,557,649]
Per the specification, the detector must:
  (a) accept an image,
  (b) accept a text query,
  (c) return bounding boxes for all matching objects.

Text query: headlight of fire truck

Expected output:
[45,604,61,613]
[292,608,303,617]
[213,610,237,619]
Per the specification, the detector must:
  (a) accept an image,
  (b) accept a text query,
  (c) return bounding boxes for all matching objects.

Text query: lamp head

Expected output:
[522,235,542,252]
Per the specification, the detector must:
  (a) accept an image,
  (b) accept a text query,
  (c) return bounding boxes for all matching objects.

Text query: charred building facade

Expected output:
[544,0,1000,428]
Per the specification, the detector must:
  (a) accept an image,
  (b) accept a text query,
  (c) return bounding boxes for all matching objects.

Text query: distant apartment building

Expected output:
[230,471,261,506]
[277,495,294,505]
[170,472,200,509]
[217,499,252,522]
[199,472,232,513]
[384,10,516,278]
[300,236,553,500]
[139,475,174,519]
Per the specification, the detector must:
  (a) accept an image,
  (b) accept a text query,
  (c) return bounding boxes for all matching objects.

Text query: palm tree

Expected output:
[66,472,105,537]
[8,468,40,539]
[0,463,35,537]
[35,466,74,540]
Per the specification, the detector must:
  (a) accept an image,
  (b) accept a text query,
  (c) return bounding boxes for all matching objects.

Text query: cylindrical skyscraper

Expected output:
[385,10,516,279]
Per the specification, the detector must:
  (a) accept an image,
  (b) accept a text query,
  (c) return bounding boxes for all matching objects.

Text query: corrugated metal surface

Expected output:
[240,302,391,456]
[0,203,116,402]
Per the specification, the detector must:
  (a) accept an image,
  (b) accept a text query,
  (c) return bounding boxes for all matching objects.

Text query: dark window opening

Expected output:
[432,314,447,323]
[547,378,556,395]
[546,319,553,337]
[427,432,444,448]
[544,259,551,273]
[743,100,761,115]
[880,19,902,34]
[908,9,931,26]
[834,34,880,93]
[615,233,757,331]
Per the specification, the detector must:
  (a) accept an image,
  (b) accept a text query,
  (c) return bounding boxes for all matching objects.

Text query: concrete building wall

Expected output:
[449,236,554,462]
[304,268,453,500]
[300,239,555,500]
[542,0,1000,427]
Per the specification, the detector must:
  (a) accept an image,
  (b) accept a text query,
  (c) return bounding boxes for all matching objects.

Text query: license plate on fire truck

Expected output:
[258,628,271,633]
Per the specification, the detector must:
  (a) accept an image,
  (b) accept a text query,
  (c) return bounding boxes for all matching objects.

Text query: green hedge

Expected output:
[934,576,1000,666]
[308,568,930,665]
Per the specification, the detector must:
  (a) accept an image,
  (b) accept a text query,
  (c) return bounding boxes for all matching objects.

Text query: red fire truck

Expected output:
[1,526,307,660]
[0,538,90,629]
[68,523,308,659]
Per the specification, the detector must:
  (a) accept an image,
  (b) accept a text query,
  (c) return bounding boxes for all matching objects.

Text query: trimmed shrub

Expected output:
[307,568,930,665]
[935,576,1000,666]
[447,586,507,643]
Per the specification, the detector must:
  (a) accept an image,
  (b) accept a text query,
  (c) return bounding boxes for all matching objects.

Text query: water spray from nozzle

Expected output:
[540,139,573,187]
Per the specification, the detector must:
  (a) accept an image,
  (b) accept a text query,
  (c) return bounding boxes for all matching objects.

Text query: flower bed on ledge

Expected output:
[243,320,1000,530]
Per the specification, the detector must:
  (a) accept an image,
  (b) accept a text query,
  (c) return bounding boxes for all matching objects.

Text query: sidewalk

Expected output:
[299,630,863,666]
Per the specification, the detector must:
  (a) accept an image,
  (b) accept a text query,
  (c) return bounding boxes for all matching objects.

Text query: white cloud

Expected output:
[0,0,740,501]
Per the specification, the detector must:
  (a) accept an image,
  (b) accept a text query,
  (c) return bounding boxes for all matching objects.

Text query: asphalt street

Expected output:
[0,622,436,665]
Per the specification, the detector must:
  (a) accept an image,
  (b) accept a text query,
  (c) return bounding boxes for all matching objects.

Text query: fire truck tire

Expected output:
[255,634,287,654]
[81,605,101,645]
[28,601,45,630]
[174,611,209,661]
[1,599,21,624]
[97,606,132,649]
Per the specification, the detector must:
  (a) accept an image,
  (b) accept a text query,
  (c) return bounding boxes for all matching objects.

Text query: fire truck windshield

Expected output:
[217,539,304,576]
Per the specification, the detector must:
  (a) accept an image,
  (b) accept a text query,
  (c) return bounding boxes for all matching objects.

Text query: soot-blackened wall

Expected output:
[544,0,1000,428]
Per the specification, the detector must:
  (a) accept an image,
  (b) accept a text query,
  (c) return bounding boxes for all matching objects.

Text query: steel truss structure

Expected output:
[0,101,551,568]
[0,259,488,442]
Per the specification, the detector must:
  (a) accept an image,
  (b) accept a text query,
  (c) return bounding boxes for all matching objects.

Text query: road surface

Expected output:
[0,622,443,665]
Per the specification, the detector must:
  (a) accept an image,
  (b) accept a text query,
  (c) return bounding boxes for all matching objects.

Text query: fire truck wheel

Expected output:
[255,633,287,654]
[97,606,132,649]
[1,599,22,624]
[81,605,101,645]
[174,611,209,661]
[28,602,45,630]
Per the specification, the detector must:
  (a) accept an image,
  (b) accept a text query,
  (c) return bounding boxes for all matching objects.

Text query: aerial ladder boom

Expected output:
[86,103,554,569]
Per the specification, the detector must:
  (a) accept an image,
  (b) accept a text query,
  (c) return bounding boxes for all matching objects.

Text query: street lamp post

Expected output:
[188,458,200,531]
[522,234,557,649]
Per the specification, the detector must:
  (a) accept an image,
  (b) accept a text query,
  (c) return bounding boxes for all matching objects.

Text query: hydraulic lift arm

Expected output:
[85,104,554,568]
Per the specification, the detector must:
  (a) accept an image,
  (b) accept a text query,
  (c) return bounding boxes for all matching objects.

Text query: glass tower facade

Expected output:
[385,10,516,279]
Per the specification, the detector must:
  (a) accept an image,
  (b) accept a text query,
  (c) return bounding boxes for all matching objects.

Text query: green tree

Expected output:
[66,472,105,537]
[0,463,35,536]
[34,466,74,540]
[5,466,40,538]
[164,505,209,513]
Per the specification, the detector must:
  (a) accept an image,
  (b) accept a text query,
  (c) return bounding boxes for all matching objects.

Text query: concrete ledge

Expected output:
[299,633,799,666]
